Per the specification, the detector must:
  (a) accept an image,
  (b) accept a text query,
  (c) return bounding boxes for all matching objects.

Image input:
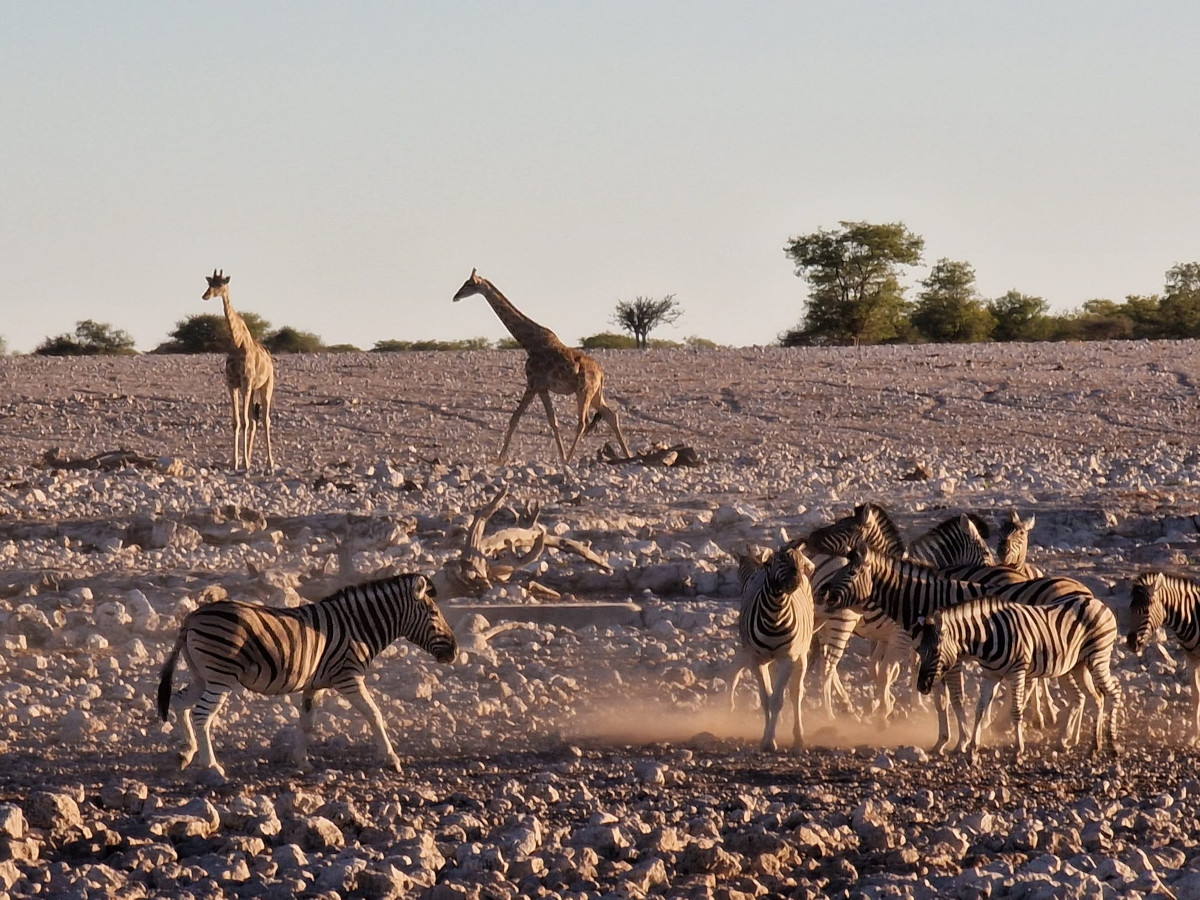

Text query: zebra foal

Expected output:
[916,595,1122,762]
[736,538,816,751]
[1127,571,1200,744]
[157,572,458,779]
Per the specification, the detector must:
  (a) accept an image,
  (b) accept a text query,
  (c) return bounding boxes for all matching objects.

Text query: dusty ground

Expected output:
[2,343,1200,898]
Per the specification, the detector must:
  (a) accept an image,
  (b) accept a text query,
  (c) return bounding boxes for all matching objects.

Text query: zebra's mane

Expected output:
[311,572,429,608]
[808,502,905,557]
[910,514,990,556]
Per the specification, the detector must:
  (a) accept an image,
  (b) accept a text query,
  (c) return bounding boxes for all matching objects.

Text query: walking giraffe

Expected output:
[452,269,632,462]
[202,269,276,471]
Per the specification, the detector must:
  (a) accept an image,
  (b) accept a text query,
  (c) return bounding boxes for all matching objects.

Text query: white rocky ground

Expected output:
[1,343,1200,899]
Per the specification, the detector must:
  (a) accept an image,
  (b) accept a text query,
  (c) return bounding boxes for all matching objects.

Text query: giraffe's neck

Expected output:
[477,280,560,351]
[222,296,256,350]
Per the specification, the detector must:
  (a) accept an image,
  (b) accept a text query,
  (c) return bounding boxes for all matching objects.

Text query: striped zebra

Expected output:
[1127,571,1200,744]
[997,509,1045,578]
[916,594,1122,762]
[807,505,993,720]
[816,543,1099,752]
[735,538,816,750]
[157,572,457,778]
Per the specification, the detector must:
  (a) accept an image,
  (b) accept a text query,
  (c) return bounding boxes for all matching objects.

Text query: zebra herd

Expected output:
[153,496,1200,779]
[736,503,1200,762]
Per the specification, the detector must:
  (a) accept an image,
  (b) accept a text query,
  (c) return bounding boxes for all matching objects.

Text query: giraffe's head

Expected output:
[452,268,485,302]
[203,269,231,301]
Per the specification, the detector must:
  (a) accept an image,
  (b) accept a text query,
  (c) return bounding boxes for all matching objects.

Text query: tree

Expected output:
[1158,262,1200,338]
[987,291,1053,342]
[909,259,994,343]
[264,327,324,354]
[782,221,924,346]
[154,311,275,353]
[35,320,136,356]
[612,295,683,349]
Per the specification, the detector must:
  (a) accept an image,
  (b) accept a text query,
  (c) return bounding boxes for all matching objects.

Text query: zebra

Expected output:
[157,572,457,779]
[916,594,1122,762]
[806,505,993,720]
[735,538,816,751]
[1127,571,1200,744]
[907,512,995,568]
[815,542,1098,752]
[997,509,1045,578]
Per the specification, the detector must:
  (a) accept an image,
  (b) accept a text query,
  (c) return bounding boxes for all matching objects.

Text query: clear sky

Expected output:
[3,2,1198,353]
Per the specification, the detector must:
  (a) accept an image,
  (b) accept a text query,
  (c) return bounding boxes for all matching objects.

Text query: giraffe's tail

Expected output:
[582,410,604,436]
[252,402,264,423]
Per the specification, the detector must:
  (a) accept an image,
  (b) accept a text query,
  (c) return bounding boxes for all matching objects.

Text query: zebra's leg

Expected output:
[341,677,403,772]
[760,657,795,752]
[789,652,807,750]
[190,688,231,777]
[1190,660,1200,747]
[1065,665,1095,749]
[1088,658,1123,756]
[170,679,207,769]
[1010,668,1029,764]
[1056,672,1085,751]
[295,689,317,772]
[933,665,967,755]
[970,678,1000,761]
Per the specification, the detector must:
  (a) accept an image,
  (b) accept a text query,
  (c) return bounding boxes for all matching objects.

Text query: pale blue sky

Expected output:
[3,2,1198,352]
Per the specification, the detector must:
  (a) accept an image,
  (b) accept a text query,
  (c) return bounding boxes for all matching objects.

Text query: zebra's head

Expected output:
[814,542,874,611]
[807,502,904,558]
[915,613,948,694]
[998,510,1036,567]
[405,575,459,663]
[1127,571,1165,653]
[737,539,815,603]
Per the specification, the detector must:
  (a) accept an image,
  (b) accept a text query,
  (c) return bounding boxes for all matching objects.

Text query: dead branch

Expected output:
[599,442,704,467]
[436,487,611,597]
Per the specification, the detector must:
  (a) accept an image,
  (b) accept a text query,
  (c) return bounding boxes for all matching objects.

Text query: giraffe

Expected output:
[202,269,276,471]
[452,269,632,463]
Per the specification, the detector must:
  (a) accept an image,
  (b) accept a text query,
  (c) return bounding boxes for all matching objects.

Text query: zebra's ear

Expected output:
[1025,515,1036,530]
[1008,509,1021,524]
[415,574,434,600]
[1151,572,1165,591]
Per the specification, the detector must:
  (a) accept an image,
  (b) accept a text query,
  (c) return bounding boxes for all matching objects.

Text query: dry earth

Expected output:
[2,343,1200,898]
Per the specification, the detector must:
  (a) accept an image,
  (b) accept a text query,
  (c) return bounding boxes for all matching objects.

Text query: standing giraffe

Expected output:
[452,269,632,463]
[202,269,276,471]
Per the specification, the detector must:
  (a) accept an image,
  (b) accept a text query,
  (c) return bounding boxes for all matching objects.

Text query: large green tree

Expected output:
[910,259,994,343]
[1158,262,1200,338]
[987,291,1053,342]
[782,221,924,345]
[154,312,274,353]
[36,320,136,356]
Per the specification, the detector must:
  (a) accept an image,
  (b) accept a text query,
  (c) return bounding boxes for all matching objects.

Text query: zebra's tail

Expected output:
[156,636,184,721]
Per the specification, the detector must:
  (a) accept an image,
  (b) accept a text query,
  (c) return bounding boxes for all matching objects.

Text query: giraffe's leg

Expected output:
[498,388,538,462]
[229,387,244,470]
[538,391,568,461]
[240,388,255,472]
[245,390,259,468]
[260,381,275,470]
[339,677,402,772]
[564,389,597,462]
[592,389,631,458]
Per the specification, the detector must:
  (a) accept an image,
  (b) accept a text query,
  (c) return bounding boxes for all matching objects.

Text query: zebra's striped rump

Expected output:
[157,572,457,778]
[917,594,1121,758]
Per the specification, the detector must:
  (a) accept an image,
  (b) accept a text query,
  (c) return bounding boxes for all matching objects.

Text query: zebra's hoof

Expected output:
[760,739,778,753]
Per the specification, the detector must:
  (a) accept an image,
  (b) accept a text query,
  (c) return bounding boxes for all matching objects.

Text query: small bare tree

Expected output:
[612,295,683,349]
